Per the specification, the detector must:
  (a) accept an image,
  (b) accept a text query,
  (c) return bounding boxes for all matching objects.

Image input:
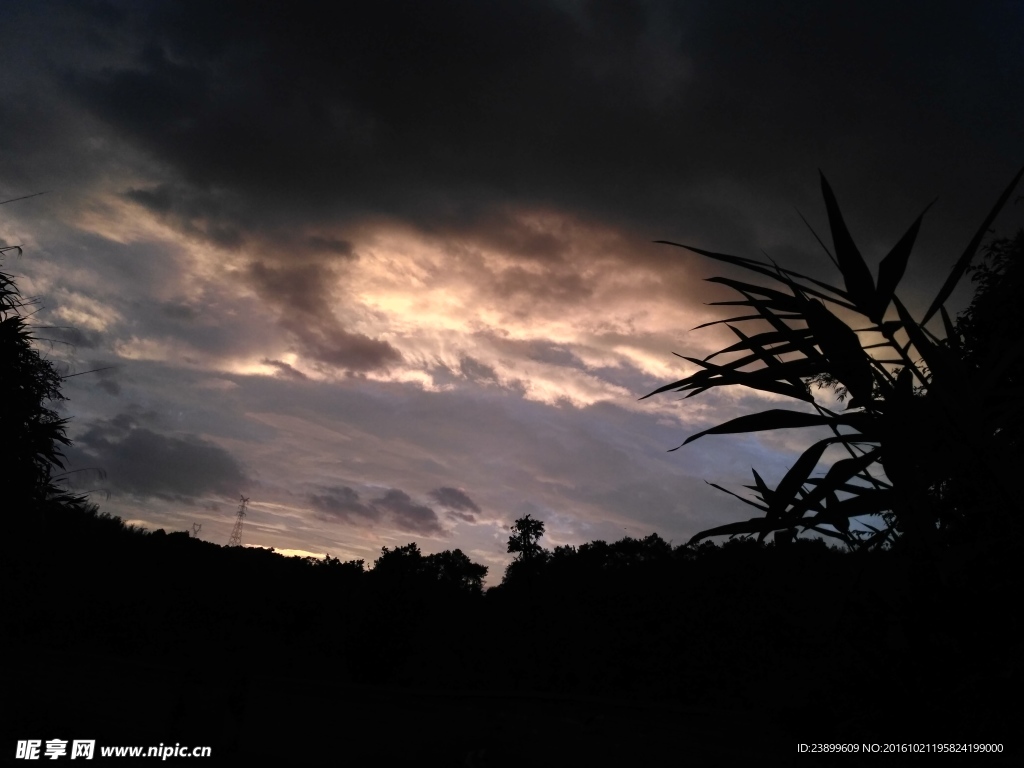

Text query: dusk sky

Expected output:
[2,0,1022,583]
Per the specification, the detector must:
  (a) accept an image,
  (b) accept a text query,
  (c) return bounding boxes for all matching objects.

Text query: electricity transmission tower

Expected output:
[227,496,249,547]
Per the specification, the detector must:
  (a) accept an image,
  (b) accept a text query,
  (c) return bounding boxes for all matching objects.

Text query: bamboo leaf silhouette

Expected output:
[802,298,875,403]
[873,201,933,323]
[780,449,882,523]
[655,241,857,310]
[939,306,959,353]
[690,313,803,331]
[771,435,847,515]
[820,172,875,312]
[688,516,780,543]
[891,296,954,383]
[705,481,771,512]
[678,409,840,448]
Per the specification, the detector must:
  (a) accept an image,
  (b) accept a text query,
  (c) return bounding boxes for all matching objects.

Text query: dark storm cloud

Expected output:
[433,489,481,523]
[430,487,481,524]
[96,379,120,396]
[128,293,258,362]
[309,486,379,524]
[70,413,248,500]
[83,360,122,397]
[492,266,593,305]
[369,489,444,536]
[124,184,359,259]
[462,210,576,263]
[124,184,245,249]
[160,302,199,321]
[262,358,308,381]
[55,0,692,243]
[483,335,587,369]
[81,4,1024,215]
[310,485,444,535]
[458,356,498,383]
[305,236,355,258]
[248,260,401,371]
[5,0,1020,281]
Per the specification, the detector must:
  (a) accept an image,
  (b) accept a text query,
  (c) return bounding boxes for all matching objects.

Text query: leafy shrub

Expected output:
[0,251,82,514]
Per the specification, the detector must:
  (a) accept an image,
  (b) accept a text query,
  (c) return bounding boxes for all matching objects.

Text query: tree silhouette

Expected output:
[507,514,545,562]
[956,229,1024,391]
[935,228,1024,540]
[1,254,81,516]
[502,514,548,588]
[372,542,425,585]
[424,548,488,595]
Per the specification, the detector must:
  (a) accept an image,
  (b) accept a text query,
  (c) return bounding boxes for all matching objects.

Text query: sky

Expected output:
[2,0,1022,584]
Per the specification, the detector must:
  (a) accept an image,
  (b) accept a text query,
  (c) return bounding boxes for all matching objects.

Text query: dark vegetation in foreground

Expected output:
[5,505,1021,763]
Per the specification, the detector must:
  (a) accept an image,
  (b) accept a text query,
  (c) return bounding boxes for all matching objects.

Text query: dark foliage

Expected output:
[7,506,1017,762]
[503,513,549,586]
[926,229,1024,541]
[646,167,1024,553]
[506,513,545,561]
[0,255,83,516]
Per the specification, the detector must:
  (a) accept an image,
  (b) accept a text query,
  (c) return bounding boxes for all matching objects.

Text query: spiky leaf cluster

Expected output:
[646,167,1024,549]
